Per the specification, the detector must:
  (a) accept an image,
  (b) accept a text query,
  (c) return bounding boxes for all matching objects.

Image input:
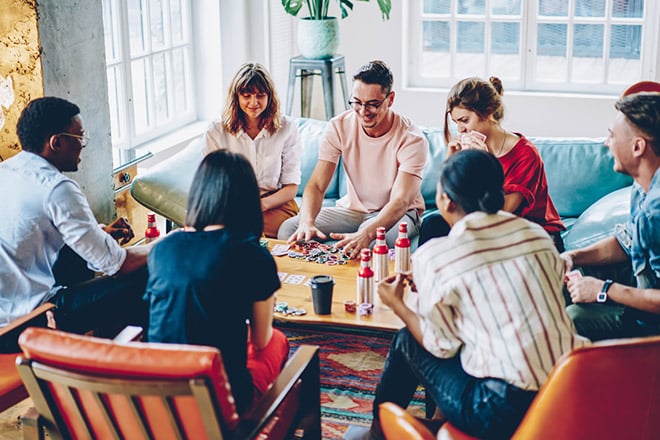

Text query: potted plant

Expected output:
[282,0,391,59]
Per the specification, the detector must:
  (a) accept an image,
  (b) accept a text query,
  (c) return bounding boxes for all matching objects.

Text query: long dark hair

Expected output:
[440,149,505,214]
[185,150,263,235]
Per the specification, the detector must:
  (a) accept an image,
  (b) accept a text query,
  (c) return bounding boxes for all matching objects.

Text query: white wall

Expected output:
[262,1,659,138]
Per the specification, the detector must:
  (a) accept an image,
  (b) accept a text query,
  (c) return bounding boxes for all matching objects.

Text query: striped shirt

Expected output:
[413,211,589,391]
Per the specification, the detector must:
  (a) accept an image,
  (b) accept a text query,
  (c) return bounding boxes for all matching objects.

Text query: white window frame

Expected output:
[405,0,659,94]
[103,0,196,164]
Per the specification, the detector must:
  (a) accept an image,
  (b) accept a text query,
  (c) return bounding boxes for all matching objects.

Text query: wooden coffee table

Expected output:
[269,240,405,332]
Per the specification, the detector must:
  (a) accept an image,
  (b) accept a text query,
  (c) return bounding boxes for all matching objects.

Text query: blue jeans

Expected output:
[52,266,149,337]
[373,328,536,439]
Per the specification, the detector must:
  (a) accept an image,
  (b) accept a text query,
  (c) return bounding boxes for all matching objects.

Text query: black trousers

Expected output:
[52,245,148,336]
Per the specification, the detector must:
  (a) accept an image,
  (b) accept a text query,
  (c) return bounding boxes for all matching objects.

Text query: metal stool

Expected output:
[285,55,349,120]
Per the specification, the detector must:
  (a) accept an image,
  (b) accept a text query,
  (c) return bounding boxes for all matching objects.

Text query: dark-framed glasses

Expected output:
[58,132,90,148]
[348,92,391,112]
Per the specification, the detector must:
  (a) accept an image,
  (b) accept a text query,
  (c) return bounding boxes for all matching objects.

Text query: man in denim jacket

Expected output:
[562,92,660,340]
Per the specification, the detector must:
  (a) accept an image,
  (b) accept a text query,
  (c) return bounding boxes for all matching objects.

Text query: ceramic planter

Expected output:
[297,17,339,59]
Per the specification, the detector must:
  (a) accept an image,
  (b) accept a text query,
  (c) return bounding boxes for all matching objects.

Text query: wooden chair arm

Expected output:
[239,344,321,438]
[0,303,56,338]
[0,303,56,354]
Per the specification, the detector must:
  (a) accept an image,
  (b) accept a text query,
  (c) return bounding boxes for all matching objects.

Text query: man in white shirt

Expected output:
[0,97,154,347]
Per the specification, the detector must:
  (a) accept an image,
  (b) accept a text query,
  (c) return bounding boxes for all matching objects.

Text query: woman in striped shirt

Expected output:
[368,150,588,439]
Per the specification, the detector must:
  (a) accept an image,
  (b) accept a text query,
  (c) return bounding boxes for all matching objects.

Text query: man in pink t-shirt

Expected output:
[278,60,428,258]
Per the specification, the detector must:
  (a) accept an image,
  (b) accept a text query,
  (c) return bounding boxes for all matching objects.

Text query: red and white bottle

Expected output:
[144,212,160,243]
[372,226,389,283]
[394,222,411,273]
[356,248,374,305]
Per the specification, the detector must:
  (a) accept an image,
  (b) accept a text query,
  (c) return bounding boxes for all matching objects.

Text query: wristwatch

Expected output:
[597,279,613,303]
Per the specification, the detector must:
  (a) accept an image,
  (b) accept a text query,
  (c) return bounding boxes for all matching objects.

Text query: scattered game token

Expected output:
[344,300,356,313]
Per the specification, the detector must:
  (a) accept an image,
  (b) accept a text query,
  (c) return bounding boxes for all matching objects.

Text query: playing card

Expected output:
[284,274,305,285]
[469,130,487,142]
[271,244,291,257]
[277,272,288,281]
[566,270,582,281]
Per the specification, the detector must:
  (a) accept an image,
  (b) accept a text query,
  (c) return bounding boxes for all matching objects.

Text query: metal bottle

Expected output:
[394,222,410,273]
[356,248,374,305]
[372,226,389,282]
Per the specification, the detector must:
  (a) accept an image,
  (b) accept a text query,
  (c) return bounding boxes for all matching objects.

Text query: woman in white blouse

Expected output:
[203,62,302,238]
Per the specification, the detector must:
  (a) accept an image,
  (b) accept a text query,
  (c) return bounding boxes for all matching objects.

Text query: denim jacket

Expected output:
[616,168,660,290]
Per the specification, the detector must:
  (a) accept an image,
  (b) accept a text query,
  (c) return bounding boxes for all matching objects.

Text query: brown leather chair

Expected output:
[16,327,321,440]
[379,402,435,440]
[436,335,660,440]
[0,303,55,413]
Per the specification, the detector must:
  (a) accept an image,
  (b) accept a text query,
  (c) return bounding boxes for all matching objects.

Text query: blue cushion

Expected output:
[530,137,633,218]
[562,186,631,251]
[296,118,341,200]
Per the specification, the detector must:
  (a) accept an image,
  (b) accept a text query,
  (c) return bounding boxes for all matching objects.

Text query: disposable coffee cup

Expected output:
[310,275,335,315]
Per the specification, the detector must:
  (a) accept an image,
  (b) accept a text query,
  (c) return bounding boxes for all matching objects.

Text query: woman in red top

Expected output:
[419,76,565,251]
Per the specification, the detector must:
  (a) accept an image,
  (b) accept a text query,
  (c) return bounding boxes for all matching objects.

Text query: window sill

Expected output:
[132,121,208,171]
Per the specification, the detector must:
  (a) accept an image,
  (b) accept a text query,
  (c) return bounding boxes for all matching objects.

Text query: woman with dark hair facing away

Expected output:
[203,62,301,238]
[145,150,289,415]
[418,76,565,250]
[356,150,587,440]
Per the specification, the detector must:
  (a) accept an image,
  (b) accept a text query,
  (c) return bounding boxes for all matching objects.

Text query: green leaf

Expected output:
[282,0,304,16]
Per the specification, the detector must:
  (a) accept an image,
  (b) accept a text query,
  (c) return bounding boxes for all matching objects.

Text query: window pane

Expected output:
[423,20,450,52]
[172,48,188,110]
[573,24,603,57]
[128,0,147,56]
[491,22,519,54]
[171,0,184,43]
[152,53,169,124]
[610,25,642,59]
[458,0,485,15]
[537,23,567,56]
[102,0,120,62]
[572,25,604,83]
[131,59,151,134]
[608,24,642,83]
[612,0,643,18]
[539,0,568,16]
[491,0,520,15]
[536,24,568,82]
[491,22,520,81]
[574,0,606,17]
[457,21,484,53]
[150,0,165,50]
[106,67,123,141]
[423,0,450,14]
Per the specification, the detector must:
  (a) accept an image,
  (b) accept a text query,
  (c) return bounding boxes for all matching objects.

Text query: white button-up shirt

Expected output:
[202,115,301,193]
[0,151,126,326]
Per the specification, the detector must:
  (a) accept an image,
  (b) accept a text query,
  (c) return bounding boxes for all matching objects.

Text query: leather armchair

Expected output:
[435,335,660,440]
[16,327,320,440]
[0,303,55,413]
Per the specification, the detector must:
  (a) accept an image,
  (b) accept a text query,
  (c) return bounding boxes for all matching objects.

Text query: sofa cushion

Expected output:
[530,137,632,218]
[562,186,631,251]
[296,118,341,200]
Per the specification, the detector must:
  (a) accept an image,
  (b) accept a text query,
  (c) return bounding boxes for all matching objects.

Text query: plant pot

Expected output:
[297,17,339,59]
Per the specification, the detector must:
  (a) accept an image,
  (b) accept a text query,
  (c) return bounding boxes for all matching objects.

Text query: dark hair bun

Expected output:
[478,190,505,214]
[489,76,503,96]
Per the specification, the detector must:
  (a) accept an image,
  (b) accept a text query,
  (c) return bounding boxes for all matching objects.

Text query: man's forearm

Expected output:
[567,236,629,267]
[607,283,660,314]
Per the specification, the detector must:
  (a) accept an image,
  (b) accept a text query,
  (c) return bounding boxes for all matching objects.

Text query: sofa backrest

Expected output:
[529,137,632,218]
[296,118,632,219]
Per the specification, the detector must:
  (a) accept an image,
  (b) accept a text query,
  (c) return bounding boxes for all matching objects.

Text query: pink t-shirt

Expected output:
[319,111,428,213]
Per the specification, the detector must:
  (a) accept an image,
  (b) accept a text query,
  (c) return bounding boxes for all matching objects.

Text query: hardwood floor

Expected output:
[0,398,31,439]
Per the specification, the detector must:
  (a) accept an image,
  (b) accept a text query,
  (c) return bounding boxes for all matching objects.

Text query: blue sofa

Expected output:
[131,118,633,251]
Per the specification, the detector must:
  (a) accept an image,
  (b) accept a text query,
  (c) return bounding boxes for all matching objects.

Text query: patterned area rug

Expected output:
[280,325,426,440]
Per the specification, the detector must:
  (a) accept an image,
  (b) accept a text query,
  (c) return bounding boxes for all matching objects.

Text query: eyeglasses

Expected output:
[348,92,391,112]
[58,132,90,148]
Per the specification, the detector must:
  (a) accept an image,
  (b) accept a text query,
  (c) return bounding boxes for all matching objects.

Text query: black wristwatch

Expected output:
[597,279,613,303]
